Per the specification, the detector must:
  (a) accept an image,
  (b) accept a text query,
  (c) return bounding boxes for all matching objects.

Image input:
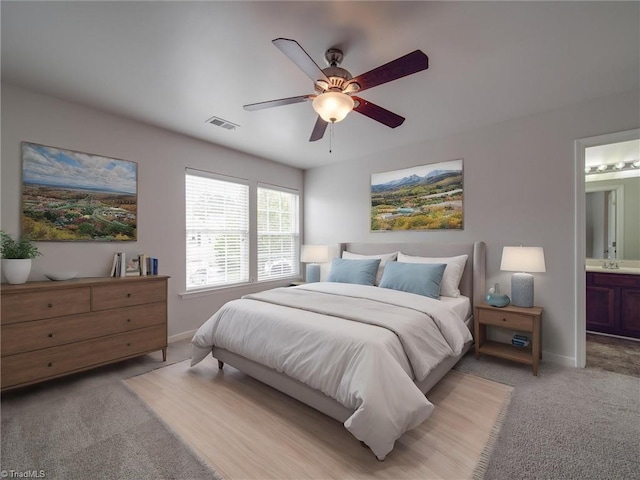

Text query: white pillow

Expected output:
[341,251,399,286]
[397,253,468,297]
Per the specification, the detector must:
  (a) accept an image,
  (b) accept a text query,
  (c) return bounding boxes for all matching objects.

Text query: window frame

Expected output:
[185,168,250,291]
[257,183,300,282]
[184,168,301,294]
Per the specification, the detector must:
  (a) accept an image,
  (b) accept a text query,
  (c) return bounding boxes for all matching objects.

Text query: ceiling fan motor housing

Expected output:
[313,48,359,93]
[316,66,353,92]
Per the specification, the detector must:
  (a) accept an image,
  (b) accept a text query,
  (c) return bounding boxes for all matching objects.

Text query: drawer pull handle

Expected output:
[127,293,132,298]
[48,303,53,308]
[127,343,131,347]
[502,318,507,322]
[127,318,131,323]
[47,362,52,367]
[48,333,53,338]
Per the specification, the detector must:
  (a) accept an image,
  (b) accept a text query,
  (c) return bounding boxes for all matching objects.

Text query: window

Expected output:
[185,170,249,290]
[257,185,300,281]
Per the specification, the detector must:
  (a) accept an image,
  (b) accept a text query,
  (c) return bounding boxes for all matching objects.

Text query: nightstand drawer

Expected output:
[478,308,533,331]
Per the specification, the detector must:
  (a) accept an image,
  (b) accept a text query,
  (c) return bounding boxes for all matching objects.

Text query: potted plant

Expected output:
[1,231,41,284]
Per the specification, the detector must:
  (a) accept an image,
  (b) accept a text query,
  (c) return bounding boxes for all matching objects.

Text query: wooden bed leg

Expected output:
[162,347,167,362]
[218,360,224,369]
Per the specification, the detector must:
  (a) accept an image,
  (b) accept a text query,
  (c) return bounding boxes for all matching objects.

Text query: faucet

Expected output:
[602,260,621,269]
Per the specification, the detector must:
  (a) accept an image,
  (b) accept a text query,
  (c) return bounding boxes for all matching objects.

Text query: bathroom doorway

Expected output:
[575,129,640,369]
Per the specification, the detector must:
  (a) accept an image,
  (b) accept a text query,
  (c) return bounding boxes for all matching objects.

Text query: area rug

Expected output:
[125,356,513,479]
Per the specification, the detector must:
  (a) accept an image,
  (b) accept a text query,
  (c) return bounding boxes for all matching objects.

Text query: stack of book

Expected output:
[109,252,159,277]
[512,334,530,348]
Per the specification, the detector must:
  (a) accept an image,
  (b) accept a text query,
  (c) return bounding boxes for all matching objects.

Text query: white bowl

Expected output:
[44,271,78,281]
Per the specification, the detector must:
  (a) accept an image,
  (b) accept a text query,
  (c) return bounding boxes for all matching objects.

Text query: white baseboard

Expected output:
[168,329,197,343]
[542,350,576,367]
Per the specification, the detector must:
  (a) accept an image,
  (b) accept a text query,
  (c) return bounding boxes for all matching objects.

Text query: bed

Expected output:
[191,241,486,460]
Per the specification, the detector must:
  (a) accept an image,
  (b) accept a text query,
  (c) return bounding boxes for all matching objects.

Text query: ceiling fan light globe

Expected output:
[312,92,354,123]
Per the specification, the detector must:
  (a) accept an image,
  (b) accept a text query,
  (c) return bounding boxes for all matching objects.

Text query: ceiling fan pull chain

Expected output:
[329,121,333,153]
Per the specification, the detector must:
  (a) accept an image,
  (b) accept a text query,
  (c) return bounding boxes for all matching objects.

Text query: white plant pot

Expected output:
[2,258,32,284]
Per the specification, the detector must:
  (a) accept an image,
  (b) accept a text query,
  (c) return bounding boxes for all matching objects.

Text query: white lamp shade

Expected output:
[500,246,546,273]
[312,92,354,123]
[300,245,330,264]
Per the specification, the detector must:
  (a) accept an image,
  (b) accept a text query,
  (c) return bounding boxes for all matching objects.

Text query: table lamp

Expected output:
[500,246,546,308]
[300,245,330,283]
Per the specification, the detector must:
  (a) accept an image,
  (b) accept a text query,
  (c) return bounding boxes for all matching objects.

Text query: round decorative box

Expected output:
[486,293,510,308]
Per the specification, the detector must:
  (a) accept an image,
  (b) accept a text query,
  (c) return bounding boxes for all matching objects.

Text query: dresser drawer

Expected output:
[1,287,91,325]
[92,280,166,311]
[477,308,534,331]
[1,302,166,356]
[1,324,166,389]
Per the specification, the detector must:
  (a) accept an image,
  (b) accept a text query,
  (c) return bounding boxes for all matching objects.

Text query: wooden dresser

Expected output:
[1,275,169,391]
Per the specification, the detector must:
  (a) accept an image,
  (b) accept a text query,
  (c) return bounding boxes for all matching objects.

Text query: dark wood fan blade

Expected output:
[352,97,405,128]
[347,50,428,93]
[244,95,312,111]
[273,38,330,84]
[309,116,328,142]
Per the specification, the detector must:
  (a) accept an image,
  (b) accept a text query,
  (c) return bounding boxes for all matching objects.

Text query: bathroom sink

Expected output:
[586,265,640,275]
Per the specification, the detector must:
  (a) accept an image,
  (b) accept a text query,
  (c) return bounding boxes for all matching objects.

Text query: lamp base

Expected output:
[511,272,534,308]
[306,263,321,283]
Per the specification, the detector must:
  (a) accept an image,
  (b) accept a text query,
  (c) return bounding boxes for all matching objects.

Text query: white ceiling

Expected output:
[2,1,639,170]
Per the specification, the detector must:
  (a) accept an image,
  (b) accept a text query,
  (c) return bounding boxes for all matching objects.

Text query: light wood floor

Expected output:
[125,356,513,480]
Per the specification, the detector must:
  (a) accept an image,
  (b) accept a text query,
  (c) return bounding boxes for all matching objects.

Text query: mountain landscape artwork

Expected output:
[21,142,137,241]
[371,159,463,231]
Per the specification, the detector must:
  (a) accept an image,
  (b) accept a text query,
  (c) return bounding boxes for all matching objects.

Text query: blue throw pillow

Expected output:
[326,258,381,286]
[379,261,447,299]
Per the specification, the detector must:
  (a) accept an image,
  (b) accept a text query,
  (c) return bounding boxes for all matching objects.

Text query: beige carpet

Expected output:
[125,356,512,480]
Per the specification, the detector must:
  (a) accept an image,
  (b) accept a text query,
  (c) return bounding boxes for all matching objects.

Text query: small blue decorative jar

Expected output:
[486,283,510,308]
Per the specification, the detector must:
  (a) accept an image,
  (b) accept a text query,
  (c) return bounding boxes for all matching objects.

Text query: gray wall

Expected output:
[1,84,304,337]
[304,89,640,365]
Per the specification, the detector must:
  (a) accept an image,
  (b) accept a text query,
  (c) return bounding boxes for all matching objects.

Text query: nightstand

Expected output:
[475,303,543,375]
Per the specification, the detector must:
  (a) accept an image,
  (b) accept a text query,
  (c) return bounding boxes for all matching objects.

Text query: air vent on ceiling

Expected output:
[206,116,240,130]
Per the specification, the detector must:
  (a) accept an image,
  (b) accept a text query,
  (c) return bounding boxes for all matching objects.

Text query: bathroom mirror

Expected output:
[585,186,620,259]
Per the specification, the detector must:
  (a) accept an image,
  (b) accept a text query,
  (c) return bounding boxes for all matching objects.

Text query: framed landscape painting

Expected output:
[371,159,463,231]
[21,142,138,241]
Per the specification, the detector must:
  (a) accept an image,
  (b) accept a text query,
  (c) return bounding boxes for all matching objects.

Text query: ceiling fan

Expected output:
[243,38,429,142]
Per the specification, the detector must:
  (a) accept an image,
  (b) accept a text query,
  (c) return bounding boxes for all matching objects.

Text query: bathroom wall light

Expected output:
[586,160,640,175]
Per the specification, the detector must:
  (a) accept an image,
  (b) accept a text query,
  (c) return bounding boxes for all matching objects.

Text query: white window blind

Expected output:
[185,170,249,290]
[257,185,300,281]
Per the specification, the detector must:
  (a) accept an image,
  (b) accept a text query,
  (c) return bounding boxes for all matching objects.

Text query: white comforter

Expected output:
[191,282,472,460]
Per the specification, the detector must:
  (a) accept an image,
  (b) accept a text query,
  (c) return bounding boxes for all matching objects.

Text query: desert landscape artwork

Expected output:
[21,142,137,241]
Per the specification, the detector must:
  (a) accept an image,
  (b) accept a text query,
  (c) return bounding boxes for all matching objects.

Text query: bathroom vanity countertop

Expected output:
[586,265,640,275]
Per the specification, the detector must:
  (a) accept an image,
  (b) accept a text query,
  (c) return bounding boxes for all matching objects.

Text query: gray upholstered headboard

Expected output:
[341,241,486,309]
